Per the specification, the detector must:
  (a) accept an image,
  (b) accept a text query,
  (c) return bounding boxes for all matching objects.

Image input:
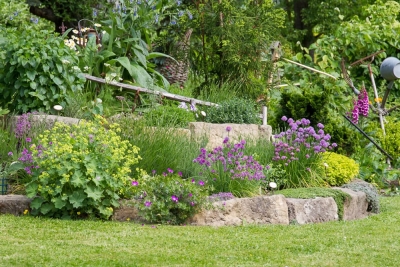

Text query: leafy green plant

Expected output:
[132,171,207,224]
[376,117,400,167]
[205,98,261,124]
[20,116,142,220]
[0,28,86,113]
[342,180,380,213]
[322,152,359,186]
[277,187,351,220]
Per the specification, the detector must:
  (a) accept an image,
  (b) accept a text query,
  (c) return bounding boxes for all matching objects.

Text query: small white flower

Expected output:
[53,105,63,111]
[94,23,102,27]
[83,66,89,71]
[61,59,70,65]
[104,63,110,67]
[96,98,102,104]
[201,111,206,117]
[324,162,329,168]
[72,66,81,72]
[72,29,79,34]
[269,182,277,189]
[102,30,107,35]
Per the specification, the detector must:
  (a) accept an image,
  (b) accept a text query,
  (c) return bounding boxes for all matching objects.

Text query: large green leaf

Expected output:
[25,182,39,198]
[69,190,86,208]
[71,171,85,188]
[130,63,153,88]
[147,52,177,62]
[53,198,67,209]
[40,202,54,215]
[30,197,44,210]
[85,185,103,202]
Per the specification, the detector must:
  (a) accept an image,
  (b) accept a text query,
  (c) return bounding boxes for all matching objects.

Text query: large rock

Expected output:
[0,195,31,216]
[189,122,273,150]
[286,197,338,224]
[190,195,289,226]
[333,187,369,220]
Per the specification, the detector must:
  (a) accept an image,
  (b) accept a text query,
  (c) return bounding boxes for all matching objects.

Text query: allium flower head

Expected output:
[171,195,179,203]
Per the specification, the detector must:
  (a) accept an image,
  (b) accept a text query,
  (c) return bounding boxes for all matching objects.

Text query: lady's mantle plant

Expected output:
[132,169,206,225]
[193,127,266,197]
[20,116,142,220]
[273,117,337,188]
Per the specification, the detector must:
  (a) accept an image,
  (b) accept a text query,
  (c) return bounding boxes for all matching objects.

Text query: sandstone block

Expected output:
[286,197,338,224]
[190,194,289,226]
[0,195,32,216]
[333,187,369,220]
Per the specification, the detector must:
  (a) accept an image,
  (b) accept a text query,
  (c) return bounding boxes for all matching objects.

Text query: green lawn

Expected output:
[1,196,400,267]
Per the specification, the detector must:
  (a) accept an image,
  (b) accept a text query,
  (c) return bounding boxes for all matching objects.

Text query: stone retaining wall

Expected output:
[0,186,370,225]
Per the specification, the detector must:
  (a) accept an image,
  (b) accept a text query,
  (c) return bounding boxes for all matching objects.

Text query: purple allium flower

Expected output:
[171,195,179,203]
[281,116,288,122]
[317,123,324,129]
[25,137,31,143]
[15,113,31,139]
[188,193,192,197]
[178,102,188,110]
[332,143,337,147]
[131,181,138,186]
[226,126,232,132]
[8,152,13,156]
[190,201,195,206]
[223,137,229,144]
[145,201,152,207]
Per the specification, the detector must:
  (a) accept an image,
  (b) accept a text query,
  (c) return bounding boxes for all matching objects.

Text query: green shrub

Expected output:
[132,172,207,225]
[21,116,142,220]
[204,98,261,124]
[376,117,400,167]
[342,180,380,213]
[0,28,85,113]
[143,104,196,128]
[322,152,359,186]
[277,187,351,220]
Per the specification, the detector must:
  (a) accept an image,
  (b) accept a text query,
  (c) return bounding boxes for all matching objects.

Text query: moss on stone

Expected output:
[277,187,351,220]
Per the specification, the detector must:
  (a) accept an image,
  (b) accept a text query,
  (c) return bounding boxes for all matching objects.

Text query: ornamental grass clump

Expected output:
[132,169,207,225]
[273,117,337,188]
[193,127,266,197]
[19,116,142,220]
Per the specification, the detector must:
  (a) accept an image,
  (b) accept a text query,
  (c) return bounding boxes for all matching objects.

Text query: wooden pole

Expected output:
[84,74,219,107]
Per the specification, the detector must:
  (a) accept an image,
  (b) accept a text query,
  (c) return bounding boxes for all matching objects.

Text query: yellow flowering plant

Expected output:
[22,116,142,220]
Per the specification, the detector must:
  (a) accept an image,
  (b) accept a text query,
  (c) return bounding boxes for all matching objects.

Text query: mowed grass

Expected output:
[1,196,400,267]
